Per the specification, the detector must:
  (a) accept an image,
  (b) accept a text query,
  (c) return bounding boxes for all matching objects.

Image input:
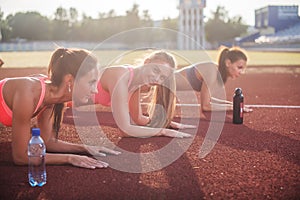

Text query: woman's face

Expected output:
[143,61,173,86]
[226,59,247,79]
[73,68,99,104]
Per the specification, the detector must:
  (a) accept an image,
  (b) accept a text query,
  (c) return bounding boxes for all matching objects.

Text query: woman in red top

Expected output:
[90,50,192,138]
[0,48,120,169]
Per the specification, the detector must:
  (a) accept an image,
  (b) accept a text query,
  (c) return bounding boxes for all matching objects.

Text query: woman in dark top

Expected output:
[175,46,253,118]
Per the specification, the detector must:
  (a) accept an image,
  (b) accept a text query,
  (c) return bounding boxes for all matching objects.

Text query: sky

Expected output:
[0,0,299,26]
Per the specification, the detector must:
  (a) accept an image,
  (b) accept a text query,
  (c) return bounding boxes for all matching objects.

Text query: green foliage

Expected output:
[1,4,248,45]
[0,4,169,42]
[7,12,51,40]
[0,8,12,41]
[205,6,248,46]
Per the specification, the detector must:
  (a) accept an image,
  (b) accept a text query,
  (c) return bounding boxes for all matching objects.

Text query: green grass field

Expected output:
[1,50,300,68]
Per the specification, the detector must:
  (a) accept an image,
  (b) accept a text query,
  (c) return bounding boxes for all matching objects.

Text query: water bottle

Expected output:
[28,128,47,187]
[233,88,244,124]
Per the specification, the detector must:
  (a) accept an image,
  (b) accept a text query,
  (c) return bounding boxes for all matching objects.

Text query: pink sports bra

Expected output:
[93,66,134,106]
[0,77,46,126]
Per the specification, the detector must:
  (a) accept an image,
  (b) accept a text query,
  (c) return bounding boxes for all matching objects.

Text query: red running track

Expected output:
[0,69,299,200]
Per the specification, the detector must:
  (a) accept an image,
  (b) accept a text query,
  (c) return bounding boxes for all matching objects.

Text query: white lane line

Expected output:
[141,102,300,108]
[248,104,300,109]
[173,103,300,109]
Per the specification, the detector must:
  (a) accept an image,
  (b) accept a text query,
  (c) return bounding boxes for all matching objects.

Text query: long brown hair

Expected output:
[217,46,247,84]
[145,50,177,128]
[47,47,98,138]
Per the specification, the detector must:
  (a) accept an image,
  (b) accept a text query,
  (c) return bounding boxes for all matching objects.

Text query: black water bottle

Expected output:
[233,88,244,124]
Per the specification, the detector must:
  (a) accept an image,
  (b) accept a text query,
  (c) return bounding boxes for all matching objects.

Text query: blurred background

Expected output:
[0,0,299,52]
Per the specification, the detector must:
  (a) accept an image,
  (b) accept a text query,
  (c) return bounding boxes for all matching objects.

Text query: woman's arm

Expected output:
[10,80,41,165]
[36,106,119,169]
[202,86,253,112]
[211,97,232,105]
[129,87,196,129]
[9,78,117,169]
[169,121,197,129]
[110,75,190,138]
[44,153,109,169]
[200,82,233,111]
[37,106,119,152]
[128,88,150,126]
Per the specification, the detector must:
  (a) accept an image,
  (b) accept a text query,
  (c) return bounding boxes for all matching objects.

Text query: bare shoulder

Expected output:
[191,62,218,86]
[4,76,41,91]
[193,61,217,74]
[103,65,128,74]
[102,65,130,81]
[29,74,48,78]
[194,61,217,71]
[177,62,217,72]
[100,65,131,91]
[3,77,42,114]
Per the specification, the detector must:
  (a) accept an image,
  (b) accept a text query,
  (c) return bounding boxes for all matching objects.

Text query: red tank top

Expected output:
[93,66,134,106]
[0,77,46,126]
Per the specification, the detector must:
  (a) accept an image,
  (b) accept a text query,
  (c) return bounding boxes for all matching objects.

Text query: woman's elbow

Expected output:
[128,113,149,126]
[136,116,150,126]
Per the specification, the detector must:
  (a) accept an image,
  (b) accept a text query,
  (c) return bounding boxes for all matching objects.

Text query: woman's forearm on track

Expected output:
[46,138,86,153]
[202,102,233,111]
[211,97,232,104]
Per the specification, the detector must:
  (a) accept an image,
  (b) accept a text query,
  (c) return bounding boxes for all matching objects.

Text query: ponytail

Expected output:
[217,47,230,84]
[47,47,98,138]
[53,103,64,139]
[217,46,248,85]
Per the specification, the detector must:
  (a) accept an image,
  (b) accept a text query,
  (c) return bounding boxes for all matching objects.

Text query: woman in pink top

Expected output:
[0,48,119,169]
[91,50,192,138]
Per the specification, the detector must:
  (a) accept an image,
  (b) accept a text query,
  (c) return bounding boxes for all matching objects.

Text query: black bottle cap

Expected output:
[234,88,242,95]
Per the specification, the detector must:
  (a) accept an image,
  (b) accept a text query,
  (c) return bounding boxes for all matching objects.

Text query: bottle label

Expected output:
[240,102,243,118]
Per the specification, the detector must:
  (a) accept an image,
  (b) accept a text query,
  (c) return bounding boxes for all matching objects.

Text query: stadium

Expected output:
[0,1,299,200]
[237,5,300,50]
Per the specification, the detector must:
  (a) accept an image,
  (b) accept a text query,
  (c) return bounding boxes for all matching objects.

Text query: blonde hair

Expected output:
[144,50,177,128]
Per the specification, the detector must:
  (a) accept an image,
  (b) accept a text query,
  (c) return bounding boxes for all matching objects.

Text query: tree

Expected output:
[52,7,70,40]
[141,10,153,27]
[159,17,178,43]
[205,6,248,46]
[0,7,12,42]
[0,4,180,43]
[69,7,78,25]
[54,7,68,21]
[161,17,178,31]
[107,9,116,18]
[122,4,142,44]
[125,4,141,29]
[8,12,51,40]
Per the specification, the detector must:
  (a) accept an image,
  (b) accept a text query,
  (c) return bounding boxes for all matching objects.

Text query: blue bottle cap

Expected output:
[31,128,40,136]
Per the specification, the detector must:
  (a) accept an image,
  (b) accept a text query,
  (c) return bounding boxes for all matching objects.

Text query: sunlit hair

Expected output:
[144,50,177,128]
[47,47,98,138]
[217,46,248,84]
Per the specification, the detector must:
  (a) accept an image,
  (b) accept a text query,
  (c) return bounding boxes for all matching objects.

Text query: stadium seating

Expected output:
[255,22,300,44]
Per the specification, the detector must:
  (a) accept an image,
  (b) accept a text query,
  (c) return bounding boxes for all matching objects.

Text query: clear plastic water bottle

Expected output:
[28,128,47,187]
[233,88,244,124]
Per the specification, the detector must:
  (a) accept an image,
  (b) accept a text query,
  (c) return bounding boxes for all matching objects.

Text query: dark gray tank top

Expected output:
[185,66,202,92]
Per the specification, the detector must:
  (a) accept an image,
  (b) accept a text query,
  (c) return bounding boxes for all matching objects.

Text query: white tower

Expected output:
[178,0,206,49]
